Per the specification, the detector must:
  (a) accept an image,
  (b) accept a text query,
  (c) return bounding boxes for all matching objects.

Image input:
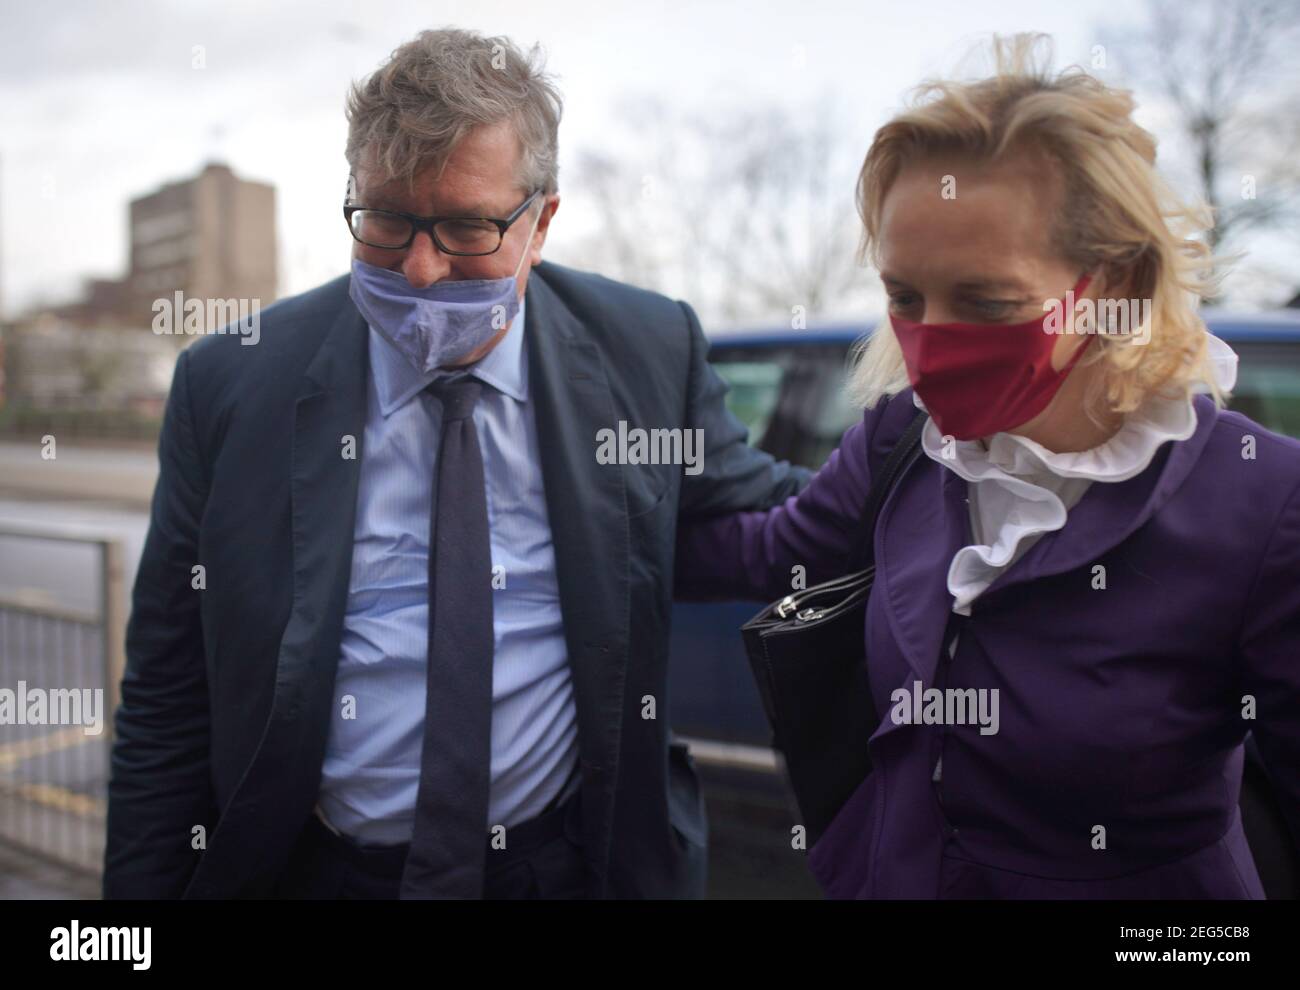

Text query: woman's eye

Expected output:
[887,293,920,311]
[971,299,1015,320]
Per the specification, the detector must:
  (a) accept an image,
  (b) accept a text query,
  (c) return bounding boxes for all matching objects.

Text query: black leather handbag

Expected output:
[740,410,928,845]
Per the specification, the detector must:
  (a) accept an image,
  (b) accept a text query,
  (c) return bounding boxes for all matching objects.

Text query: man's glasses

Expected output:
[344,188,542,256]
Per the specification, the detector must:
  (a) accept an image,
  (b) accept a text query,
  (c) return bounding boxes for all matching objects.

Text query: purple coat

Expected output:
[676,388,1300,898]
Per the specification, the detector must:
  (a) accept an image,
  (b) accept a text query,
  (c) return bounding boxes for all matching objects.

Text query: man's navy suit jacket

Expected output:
[103,260,808,899]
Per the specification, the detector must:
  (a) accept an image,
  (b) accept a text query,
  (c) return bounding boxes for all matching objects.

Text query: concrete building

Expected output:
[3,162,277,421]
[42,161,277,332]
[127,161,277,329]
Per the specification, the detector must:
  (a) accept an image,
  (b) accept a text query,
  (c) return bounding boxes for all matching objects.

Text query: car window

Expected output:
[812,367,863,466]
[711,342,859,469]
[1229,342,1300,440]
[709,360,785,447]
[711,329,1300,470]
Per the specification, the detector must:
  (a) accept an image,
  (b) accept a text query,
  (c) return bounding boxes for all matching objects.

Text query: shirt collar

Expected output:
[369,295,529,417]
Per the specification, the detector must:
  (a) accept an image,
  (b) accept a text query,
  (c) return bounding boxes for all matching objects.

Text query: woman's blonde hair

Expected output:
[848,33,1228,420]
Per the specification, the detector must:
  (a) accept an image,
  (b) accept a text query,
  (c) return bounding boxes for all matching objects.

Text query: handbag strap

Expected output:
[846,407,929,570]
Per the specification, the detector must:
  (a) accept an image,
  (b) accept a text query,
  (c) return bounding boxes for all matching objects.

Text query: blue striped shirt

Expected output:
[317,297,580,844]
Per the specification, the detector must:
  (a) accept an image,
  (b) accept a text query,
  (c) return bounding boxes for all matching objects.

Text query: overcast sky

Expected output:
[2,0,1295,320]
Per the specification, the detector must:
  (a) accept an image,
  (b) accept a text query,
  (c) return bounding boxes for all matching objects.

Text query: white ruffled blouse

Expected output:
[913,334,1240,618]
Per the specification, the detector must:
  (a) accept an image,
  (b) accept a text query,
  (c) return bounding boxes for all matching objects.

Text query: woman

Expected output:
[676,35,1300,898]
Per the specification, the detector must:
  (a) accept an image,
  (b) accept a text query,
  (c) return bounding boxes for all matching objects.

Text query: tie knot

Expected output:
[426,379,482,421]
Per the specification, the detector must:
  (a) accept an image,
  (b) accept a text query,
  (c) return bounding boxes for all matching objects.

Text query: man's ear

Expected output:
[530,194,560,264]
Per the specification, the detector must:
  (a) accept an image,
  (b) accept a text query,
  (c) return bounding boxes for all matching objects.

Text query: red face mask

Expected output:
[891,273,1093,441]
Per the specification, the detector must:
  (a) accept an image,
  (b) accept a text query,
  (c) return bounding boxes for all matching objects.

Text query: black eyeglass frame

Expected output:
[343,187,543,256]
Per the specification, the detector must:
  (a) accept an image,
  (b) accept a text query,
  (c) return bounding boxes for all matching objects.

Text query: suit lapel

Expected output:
[186,298,369,897]
[524,268,629,897]
[190,267,639,897]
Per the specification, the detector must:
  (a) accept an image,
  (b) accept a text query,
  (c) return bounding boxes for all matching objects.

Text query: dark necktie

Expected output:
[400,378,494,899]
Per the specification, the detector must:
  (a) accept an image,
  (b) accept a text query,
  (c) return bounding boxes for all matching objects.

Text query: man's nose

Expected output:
[400,231,452,288]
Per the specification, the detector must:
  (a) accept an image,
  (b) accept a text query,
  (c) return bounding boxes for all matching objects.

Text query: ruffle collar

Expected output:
[909,333,1237,615]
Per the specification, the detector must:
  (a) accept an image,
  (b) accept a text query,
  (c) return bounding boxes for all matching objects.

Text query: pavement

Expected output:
[0,441,157,510]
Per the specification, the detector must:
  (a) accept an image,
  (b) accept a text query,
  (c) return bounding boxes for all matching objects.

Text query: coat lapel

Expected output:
[524,268,630,898]
[864,395,1219,755]
[978,394,1219,601]
[186,298,369,897]
[874,457,970,692]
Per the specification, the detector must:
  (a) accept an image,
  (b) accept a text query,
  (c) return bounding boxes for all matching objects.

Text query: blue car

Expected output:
[671,310,1300,898]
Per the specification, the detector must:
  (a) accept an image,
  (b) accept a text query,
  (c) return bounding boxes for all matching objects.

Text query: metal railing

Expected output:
[0,524,126,876]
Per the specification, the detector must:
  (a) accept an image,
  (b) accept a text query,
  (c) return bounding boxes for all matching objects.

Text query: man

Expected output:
[104,27,808,899]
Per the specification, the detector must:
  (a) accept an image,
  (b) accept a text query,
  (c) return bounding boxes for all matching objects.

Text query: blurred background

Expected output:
[1,0,1298,898]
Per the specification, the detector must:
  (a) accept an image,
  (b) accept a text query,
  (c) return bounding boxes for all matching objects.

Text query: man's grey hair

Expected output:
[345,28,562,198]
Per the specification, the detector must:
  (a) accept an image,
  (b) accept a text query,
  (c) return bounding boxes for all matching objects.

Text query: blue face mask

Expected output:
[348,205,541,374]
